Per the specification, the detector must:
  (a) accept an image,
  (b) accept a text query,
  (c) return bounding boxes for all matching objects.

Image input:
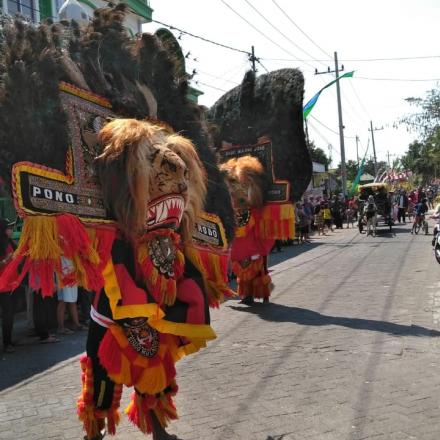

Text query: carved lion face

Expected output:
[220,155,266,211]
[96,119,205,241]
[146,145,189,231]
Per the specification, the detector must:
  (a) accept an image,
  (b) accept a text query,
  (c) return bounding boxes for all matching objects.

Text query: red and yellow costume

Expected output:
[0,116,229,439]
[221,155,294,303]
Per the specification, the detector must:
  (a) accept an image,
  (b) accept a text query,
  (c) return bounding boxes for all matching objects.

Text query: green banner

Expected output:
[303,71,355,119]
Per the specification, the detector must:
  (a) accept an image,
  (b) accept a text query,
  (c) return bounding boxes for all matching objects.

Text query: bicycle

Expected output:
[412,214,428,235]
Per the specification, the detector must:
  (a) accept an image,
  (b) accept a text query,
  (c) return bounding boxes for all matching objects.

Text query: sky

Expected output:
[143,0,440,168]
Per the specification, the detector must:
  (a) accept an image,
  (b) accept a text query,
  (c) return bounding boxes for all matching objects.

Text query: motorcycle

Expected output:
[431,217,440,264]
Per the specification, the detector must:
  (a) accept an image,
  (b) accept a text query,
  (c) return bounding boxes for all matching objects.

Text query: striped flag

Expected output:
[303,71,355,119]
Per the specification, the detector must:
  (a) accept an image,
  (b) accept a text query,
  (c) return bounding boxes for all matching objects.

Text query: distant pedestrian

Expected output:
[0,219,17,353]
[56,257,87,334]
[314,204,325,235]
[322,202,333,233]
[396,190,408,223]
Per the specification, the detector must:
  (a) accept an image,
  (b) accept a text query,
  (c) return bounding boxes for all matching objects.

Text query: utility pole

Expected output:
[387,151,391,168]
[355,135,360,167]
[315,52,347,199]
[250,46,256,73]
[304,118,310,147]
[368,121,383,177]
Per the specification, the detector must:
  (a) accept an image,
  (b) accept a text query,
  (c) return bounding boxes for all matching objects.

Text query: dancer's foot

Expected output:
[151,411,181,440]
[263,297,270,304]
[84,429,105,440]
[240,296,254,305]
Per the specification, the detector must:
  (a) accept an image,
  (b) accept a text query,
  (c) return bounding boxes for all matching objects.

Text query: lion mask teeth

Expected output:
[146,194,185,230]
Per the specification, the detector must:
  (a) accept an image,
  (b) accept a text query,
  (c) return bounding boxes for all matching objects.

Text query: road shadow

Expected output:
[228,303,440,338]
[0,313,87,391]
[268,239,324,267]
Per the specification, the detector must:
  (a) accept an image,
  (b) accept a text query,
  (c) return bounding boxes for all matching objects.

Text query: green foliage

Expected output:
[400,86,440,183]
[308,142,330,169]
[402,88,440,141]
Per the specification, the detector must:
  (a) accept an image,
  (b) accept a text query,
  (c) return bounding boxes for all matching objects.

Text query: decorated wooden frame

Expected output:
[12,82,115,224]
[220,136,291,203]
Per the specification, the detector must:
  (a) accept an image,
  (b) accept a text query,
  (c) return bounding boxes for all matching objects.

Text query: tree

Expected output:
[401,88,440,141]
[336,160,358,182]
[400,86,440,183]
[308,142,330,169]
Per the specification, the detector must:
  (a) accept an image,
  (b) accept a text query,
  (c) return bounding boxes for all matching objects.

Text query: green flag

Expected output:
[303,71,355,119]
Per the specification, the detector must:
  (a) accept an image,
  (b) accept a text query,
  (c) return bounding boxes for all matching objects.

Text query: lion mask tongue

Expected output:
[146,194,185,231]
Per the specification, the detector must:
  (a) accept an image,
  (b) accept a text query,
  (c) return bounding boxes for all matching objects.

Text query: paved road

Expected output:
[2,222,440,440]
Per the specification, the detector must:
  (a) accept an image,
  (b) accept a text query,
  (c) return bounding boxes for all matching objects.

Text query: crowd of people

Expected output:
[272,184,439,250]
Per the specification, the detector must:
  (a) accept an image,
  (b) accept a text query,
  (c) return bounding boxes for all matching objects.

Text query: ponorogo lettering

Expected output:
[31,185,77,204]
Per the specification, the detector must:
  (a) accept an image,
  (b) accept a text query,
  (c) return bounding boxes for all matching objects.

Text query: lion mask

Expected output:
[96,119,206,242]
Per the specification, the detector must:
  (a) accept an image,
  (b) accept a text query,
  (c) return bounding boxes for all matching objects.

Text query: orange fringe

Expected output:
[125,382,179,434]
[0,215,115,297]
[185,244,236,308]
[77,355,122,439]
[236,204,295,241]
[137,230,185,306]
[256,203,295,240]
[232,257,272,299]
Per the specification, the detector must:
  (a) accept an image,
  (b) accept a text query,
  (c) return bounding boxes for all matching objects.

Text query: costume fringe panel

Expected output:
[0,214,115,296]
[256,203,295,240]
[77,355,122,439]
[185,244,236,308]
[125,382,178,434]
[232,257,272,299]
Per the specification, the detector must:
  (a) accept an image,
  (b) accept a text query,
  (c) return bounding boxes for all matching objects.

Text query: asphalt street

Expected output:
[1,221,440,440]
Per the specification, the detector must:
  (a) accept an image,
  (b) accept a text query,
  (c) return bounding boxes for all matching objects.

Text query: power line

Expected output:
[261,55,440,62]
[270,0,332,60]
[151,18,250,55]
[194,80,228,92]
[219,0,315,69]
[256,59,270,73]
[309,115,356,139]
[194,68,242,85]
[355,76,440,82]
[347,81,371,120]
[242,0,327,68]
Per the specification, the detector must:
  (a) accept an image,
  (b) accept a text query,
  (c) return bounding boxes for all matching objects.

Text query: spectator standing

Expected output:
[322,202,333,233]
[397,190,408,223]
[56,257,87,334]
[314,203,325,235]
[0,219,17,353]
[302,198,314,240]
[331,195,344,229]
[33,289,59,343]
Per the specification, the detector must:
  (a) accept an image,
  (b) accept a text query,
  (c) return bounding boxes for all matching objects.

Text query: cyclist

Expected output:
[411,198,429,234]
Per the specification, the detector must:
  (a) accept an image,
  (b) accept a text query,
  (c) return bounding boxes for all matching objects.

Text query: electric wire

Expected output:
[347,81,371,120]
[219,0,316,70]
[242,0,328,68]
[194,68,241,85]
[355,76,440,82]
[194,80,228,92]
[261,55,440,62]
[309,115,357,139]
[270,0,333,60]
[151,18,250,55]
